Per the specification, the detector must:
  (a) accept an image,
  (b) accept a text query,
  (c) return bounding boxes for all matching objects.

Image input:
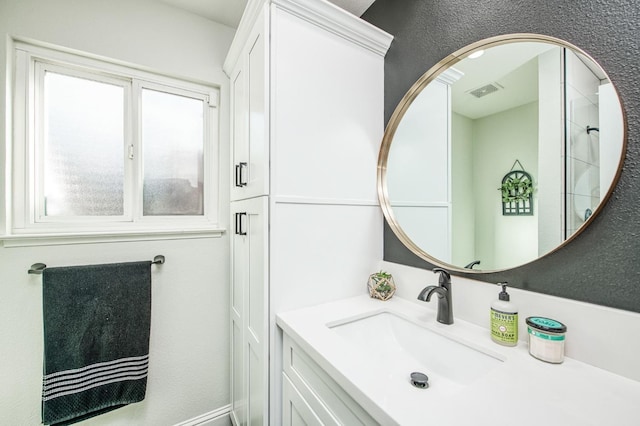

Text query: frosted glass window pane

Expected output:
[142,89,204,216]
[44,72,125,216]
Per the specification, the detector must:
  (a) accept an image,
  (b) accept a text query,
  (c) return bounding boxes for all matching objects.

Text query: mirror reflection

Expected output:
[382,37,625,271]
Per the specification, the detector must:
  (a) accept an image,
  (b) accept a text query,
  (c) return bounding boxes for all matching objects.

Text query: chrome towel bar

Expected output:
[28,255,165,275]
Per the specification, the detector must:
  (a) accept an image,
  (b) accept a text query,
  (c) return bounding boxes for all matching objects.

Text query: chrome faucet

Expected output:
[417,268,453,325]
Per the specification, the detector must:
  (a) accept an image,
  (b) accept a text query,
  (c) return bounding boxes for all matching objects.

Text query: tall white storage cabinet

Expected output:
[224,1,392,424]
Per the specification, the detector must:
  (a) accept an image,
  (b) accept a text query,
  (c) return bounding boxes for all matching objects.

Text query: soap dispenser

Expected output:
[490,282,518,346]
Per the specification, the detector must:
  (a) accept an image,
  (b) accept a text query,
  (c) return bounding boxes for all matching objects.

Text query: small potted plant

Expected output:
[367,271,396,301]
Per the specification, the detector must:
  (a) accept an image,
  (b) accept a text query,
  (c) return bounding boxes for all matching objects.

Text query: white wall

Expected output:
[0,1,234,424]
[473,102,538,270]
[451,112,475,266]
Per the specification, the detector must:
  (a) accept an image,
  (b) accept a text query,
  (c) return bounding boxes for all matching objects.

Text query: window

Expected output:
[10,41,220,239]
[41,67,127,218]
[141,87,205,216]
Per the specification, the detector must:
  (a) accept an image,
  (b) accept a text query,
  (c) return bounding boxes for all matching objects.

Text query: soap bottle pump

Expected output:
[490,282,518,346]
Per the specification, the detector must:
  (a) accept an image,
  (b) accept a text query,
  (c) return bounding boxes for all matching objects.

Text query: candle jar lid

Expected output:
[526,316,567,333]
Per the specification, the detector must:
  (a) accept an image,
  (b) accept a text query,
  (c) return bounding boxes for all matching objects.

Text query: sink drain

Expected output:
[410,372,429,389]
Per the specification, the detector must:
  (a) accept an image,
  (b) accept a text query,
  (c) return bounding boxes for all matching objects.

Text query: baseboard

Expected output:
[173,405,231,426]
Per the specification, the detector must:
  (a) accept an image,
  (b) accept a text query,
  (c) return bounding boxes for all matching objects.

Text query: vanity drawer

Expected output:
[283,334,378,426]
[283,373,324,426]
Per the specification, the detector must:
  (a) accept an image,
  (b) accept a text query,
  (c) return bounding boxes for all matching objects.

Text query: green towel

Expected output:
[41,261,152,425]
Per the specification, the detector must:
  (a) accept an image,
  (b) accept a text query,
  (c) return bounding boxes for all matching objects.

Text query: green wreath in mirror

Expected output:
[499,176,534,203]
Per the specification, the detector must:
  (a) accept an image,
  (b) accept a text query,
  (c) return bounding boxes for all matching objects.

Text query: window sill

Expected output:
[1,227,226,248]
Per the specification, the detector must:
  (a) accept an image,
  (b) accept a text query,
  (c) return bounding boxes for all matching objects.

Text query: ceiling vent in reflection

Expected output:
[468,82,504,98]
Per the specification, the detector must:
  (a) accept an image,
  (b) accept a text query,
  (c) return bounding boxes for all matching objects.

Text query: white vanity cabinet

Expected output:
[277,295,640,426]
[225,0,392,424]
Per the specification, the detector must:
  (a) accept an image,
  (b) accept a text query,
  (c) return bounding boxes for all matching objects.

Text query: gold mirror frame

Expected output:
[377,33,627,273]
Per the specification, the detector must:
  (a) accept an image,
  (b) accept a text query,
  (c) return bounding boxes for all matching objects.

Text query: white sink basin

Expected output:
[329,311,503,388]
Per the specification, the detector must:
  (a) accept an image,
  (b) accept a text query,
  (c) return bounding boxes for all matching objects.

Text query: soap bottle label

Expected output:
[491,309,518,346]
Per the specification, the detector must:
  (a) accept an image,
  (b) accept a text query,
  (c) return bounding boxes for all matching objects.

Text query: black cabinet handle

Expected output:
[235,162,247,187]
[235,212,247,235]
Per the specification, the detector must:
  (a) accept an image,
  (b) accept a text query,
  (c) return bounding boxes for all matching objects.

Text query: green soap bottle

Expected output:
[490,283,518,346]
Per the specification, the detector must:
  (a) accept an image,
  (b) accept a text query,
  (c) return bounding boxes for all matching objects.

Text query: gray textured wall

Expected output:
[362,0,640,312]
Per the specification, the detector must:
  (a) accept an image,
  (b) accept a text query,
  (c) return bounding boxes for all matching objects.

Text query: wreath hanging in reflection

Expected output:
[500,160,534,216]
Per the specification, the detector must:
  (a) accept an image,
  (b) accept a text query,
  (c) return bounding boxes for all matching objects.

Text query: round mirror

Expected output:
[378,34,626,272]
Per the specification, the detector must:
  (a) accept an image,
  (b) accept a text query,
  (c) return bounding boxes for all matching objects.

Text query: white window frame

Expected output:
[8,41,222,243]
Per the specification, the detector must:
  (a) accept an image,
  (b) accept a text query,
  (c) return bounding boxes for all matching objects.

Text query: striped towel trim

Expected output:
[43,354,149,402]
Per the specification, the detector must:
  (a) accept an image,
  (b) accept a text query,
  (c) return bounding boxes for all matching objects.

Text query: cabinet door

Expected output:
[230,197,269,425]
[282,374,323,426]
[230,61,248,202]
[231,9,269,201]
[230,199,247,426]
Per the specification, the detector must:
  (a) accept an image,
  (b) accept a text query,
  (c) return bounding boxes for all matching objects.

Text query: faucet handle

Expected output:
[432,268,451,285]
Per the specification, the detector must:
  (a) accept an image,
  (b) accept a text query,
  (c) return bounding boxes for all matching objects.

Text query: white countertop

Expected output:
[276,295,640,426]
